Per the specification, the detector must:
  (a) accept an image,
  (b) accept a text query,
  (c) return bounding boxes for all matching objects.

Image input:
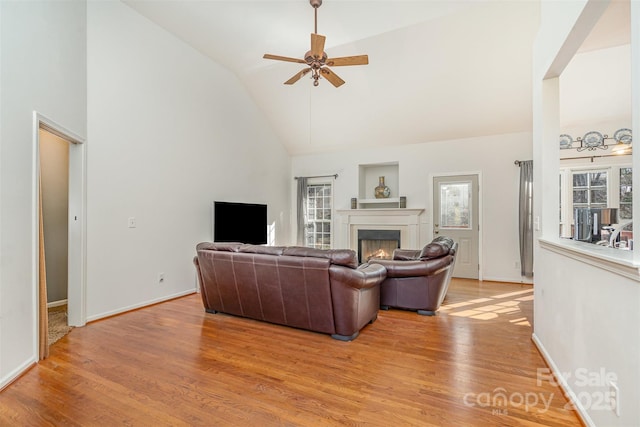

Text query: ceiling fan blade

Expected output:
[320,67,345,88]
[263,54,306,64]
[310,33,326,59]
[284,68,312,85]
[326,55,369,67]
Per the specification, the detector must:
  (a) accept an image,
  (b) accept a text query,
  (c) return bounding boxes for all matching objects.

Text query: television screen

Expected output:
[213,201,267,245]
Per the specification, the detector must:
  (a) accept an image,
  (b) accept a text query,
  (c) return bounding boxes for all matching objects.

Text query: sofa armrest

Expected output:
[329,263,386,290]
[370,256,452,278]
[329,263,385,338]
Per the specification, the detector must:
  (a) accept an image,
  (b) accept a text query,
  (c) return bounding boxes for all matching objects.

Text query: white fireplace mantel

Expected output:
[335,208,426,251]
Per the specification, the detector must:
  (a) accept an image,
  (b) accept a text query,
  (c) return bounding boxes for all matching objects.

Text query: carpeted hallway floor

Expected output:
[48,305,72,346]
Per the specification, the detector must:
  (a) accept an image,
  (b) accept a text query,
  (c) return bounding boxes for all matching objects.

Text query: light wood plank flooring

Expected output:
[0,279,582,426]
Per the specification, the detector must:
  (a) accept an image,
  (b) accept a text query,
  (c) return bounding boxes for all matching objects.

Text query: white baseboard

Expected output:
[479,275,534,284]
[86,289,197,323]
[531,333,594,427]
[0,357,37,392]
[47,299,68,309]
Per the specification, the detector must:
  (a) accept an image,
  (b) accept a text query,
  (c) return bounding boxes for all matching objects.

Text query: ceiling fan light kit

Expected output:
[263,0,368,88]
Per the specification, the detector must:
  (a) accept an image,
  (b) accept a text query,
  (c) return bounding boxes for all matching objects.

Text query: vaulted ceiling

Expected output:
[122,0,626,155]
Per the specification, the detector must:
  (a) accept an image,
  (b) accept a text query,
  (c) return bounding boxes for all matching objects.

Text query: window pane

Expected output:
[573,189,588,203]
[620,168,633,185]
[619,168,632,220]
[620,186,632,202]
[573,173,588,187]
[439,182,471,229]
[620,204,633,219]
[590,172,607,186]
[591,189,607,204]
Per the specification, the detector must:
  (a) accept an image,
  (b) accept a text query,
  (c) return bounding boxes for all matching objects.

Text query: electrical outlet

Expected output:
[158,272,165,284]
[128,217,136,228]
[609,381,620,416]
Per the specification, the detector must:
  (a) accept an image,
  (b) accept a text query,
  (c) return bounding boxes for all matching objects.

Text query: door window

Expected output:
[439,182,472,230]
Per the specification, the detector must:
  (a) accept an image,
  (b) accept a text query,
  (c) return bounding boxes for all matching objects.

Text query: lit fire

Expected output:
[367,248,390,260]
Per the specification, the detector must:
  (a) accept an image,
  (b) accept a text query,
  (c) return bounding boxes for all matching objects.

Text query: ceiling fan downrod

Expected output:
[310,0,322,34]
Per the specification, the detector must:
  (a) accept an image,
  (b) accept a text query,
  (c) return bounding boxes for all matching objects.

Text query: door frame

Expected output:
[32,111,87,342]
[429,171,483,281]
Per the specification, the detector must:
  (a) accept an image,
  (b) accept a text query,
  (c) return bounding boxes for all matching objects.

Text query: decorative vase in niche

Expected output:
[374,176,391,199]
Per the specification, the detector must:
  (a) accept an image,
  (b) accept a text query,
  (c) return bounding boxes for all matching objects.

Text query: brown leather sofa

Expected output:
[369,236,458,316]
[194,242,387,341]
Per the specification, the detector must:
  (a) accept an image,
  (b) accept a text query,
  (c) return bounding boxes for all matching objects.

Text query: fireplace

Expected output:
[357,229,401,263]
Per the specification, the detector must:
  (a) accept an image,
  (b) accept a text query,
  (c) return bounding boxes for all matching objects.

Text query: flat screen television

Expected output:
[213,201,268,245]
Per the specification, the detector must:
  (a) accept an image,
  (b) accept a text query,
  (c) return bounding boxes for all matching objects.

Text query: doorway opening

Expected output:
[34,112,86,359]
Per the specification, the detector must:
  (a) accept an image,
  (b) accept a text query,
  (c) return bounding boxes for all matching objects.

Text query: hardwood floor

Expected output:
[0,279,582,426]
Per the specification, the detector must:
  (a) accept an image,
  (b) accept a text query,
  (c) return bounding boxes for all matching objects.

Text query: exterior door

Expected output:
[433,175,479,279]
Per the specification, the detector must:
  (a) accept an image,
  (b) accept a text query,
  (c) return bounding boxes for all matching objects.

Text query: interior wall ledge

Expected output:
[538,237,640,282]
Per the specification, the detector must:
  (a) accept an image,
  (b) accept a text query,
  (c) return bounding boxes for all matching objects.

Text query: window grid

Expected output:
[572,171,608,210]
[620,167,632,220]
[305,183,332,249]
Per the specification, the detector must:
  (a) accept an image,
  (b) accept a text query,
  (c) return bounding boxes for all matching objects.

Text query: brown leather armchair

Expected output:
[369,236,457,315]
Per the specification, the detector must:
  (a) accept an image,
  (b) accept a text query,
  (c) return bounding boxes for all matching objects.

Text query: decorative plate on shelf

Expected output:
[614,128,632,144]
[559,134,573,149]
[582,131,604,148]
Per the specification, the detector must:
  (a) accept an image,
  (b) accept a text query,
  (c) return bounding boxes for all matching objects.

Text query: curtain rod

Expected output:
[294,174,338,180]
[514,160,533,166]
[561,153,632,163]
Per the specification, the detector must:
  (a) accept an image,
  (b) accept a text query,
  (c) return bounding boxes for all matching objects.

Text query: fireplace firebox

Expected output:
[357,229,401,263]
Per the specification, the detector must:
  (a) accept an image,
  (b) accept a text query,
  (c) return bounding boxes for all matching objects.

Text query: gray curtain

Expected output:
[519,160,534,277]
[296,177,307,246]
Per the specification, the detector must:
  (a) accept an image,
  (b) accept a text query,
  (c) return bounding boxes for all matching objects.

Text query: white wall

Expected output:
[292,131,532,283]
[561,44,631,134]
[40,130,70,303]
[85,1,291,320]
[0,1,86,387]
[533,1,640,425]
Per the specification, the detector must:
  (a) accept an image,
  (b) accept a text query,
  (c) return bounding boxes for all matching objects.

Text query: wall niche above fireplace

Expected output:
[357,162,400,208]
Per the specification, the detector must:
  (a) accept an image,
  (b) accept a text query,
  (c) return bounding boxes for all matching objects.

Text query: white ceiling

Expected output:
[122,0,627,155]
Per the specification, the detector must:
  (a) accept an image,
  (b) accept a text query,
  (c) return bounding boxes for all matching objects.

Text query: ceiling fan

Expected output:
[263,0,369,88]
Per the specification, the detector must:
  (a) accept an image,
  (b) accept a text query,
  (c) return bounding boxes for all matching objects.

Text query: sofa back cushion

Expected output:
[283,246,358,269]
[196,242,242,252]
[419,237,455,260]
[239,244,285,256]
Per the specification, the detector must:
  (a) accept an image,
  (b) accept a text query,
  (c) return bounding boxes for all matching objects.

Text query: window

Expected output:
[439,181,471,229]
[304,183,332,249]
[619,167,632,220]
[572,170,608,210]
[560,166,633,238]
